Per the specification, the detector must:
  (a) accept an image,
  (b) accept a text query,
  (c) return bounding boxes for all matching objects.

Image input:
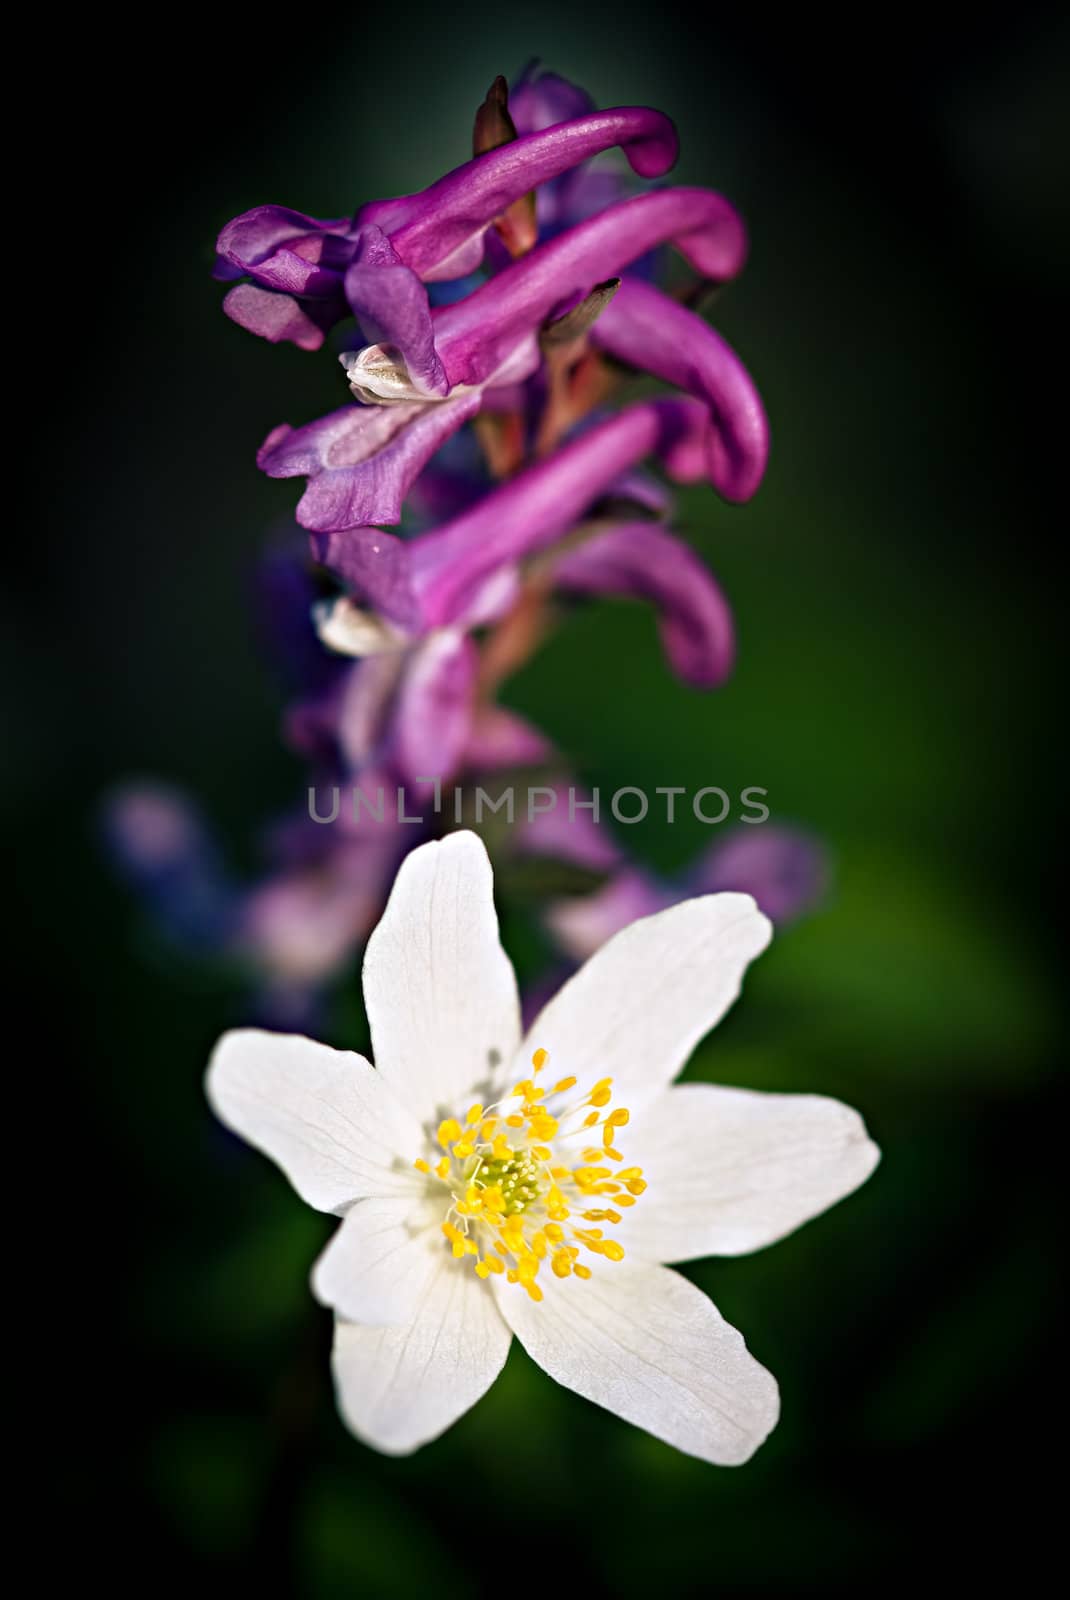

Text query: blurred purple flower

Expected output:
[541,826,829,967]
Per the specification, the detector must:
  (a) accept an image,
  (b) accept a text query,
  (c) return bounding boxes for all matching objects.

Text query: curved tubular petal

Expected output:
[343,227,449,397]
[362,108,679,280]
[591,277,770,503]
[433,189,748,389]
[550,519,736,687]
[408,398,711,627]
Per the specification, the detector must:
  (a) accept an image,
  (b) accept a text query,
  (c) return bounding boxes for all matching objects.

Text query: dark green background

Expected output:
[24,5,1064,1593]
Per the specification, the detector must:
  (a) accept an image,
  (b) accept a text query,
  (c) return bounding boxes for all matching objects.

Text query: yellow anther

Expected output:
[602,1125,616,1149]
[435,1158,450,1180]
[605,1209,622,1224]
[475,1261,490,1279]
[506,1269,519,1283]
[603,1145,623,1162]
[532,1231,548,1259]
[550,1167,570,1179]
[413,1158,431,1174]
[594,1077,613,1091]
[517,1256,539,1284]
[437,1118,463,1146]
[466,1103,484,1125]
[582,1209,606,1221]
[553,1075,577,1093]
[482,1185,504,1212]
[544,1223,565,1243]
[465,1239,479,1256]
[532,1048,548,1071]
[512,1079,535,1099]
[453,1141,474,1159]
[492,1134,511,1160]
[615,1194,636,1207]
[485,1254,504,1275]
[547,1204,570,1222]
[582,1148,604,1163]
[583,1112,600,1127]
[602,1240,625,1262]
[617,1167,643,1181]
[451,1239,466,1258]
[505,1114,526,1129]
[574,1264,592,1280]
[589,1087,612,1108]
[626,1178,647,1196]
[532,1145,552,1161]
[525,1281,544,1303]
[442,1221,460,1241]
[608,1107,630,1128]
[552,1252,572,1278]
[480,1118,498,1139]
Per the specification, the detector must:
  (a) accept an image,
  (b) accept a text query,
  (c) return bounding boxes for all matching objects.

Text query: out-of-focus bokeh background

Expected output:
[22,3,1065,1592]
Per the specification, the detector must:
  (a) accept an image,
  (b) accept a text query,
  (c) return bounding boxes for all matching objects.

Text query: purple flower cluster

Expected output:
[108,67,823,1021]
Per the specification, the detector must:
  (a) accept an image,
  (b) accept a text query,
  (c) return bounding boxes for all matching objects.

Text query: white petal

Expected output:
[311,1195,442,1325]
[331,1261,511,1455]
[520,892,771,1111]
[621,1083,881,1261]
[496,1262,779,1466]
[206,1029,423,1214]
[362,832,521,1116]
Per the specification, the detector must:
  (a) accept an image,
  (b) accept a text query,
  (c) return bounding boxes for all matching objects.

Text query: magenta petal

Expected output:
[216,204,353,273]
[518,782,622,872]
[409,398,710,626]
[309,528,418,630]
[222,283,341,350]
[551,521,735,687]
[433,189,747,388]
[591,277,769,502]
[390,631,478,784]
[343,227,448,397]
[291,391,483,532]
[464,706,554,770]
[372,108,678,281]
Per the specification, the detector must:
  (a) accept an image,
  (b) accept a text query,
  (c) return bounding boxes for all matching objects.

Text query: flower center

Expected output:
[413,1048,647,1303]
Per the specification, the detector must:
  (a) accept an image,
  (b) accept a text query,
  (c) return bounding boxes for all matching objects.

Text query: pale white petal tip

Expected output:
[313,595,406,658]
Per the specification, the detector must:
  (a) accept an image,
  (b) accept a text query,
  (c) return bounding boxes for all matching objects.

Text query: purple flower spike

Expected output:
[591,277,770,503]
[551,520,736,687]
[216,107,678,348]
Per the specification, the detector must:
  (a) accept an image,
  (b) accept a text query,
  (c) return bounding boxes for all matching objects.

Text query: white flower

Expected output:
[207,831,879,1462]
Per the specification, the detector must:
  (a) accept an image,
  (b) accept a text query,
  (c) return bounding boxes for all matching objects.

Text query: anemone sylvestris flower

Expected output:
[207,832,878,1461]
